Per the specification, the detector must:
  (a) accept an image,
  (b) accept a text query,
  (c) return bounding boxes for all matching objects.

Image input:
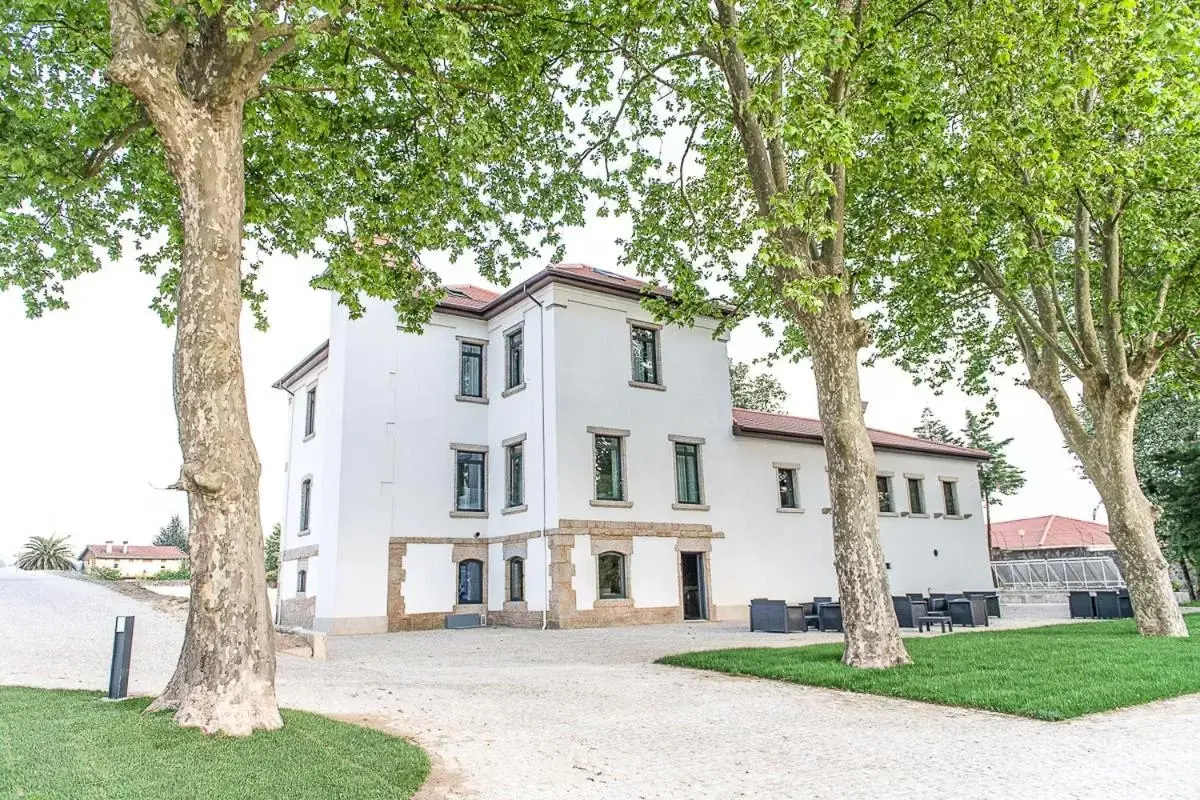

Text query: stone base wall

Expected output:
[279,595,316,628]
[551,605,681,629]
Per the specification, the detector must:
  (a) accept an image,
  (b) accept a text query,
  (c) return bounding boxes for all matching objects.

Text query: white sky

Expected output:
[0,217,1103,562]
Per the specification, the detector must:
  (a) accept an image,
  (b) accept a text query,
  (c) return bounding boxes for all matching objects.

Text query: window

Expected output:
[297,569,307,594]
[942,479,960,516]
[304,386,317,438]
[505,441,524,509]
[454,450,486,513]
[508,557,525,602]
[630,325,660,385]
[299,477,312,532]
[907,477,926,514]
[505,326,524,390]
[459,340,485,398]
[674,442,702,505]
[876,475,895,513]
[593,434,626,501]
[457,559,483,604]
[597,552,627,599]
[778,468,799,509]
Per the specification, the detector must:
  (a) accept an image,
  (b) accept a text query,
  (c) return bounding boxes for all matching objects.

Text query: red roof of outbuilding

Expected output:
[80,544,187,561]
[731,407,992,460]
[990,516,1114,551]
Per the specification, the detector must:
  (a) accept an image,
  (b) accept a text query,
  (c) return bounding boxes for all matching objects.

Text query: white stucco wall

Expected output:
[404,543,455,614]
[631,537,679,607]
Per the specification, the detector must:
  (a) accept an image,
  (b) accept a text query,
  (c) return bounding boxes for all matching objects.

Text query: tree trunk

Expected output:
[1083,402,1187,637]
[145,102,283,734]
[1180,559,1195,602]
[804,296,911,667]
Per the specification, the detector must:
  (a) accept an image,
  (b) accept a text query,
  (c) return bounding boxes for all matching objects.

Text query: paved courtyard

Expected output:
[2,568,1197,799]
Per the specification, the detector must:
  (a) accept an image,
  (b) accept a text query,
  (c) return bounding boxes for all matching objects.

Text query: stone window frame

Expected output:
[502,540,528,612]
[455,335,489,404]
[627,318,666,391]
[876,471,898,516]
[298,474,313,534]
[592,537,633,607]
[588,426,633,508]
[939,475,962,519]
[502,322,526,397]
[452,542,489,613]
[303,383,317,440]
[669,434,709,511]
[904,473,929,518]
[449,443,489,518]
[773,461,804,513]
[501,433,528,514]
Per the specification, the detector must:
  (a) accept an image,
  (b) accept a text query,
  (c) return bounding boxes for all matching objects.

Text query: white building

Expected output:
[274,264,992,634]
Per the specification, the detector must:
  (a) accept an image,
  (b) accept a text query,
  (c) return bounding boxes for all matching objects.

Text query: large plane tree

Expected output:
[866,0,1199,635]
[0,0,590,732]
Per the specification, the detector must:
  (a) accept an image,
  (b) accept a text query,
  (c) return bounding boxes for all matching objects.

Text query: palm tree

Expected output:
[16,535,74,571]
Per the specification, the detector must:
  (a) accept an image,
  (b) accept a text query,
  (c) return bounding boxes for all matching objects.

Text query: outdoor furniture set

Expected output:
[1068,588,1134,619]
[750,589,1001,635]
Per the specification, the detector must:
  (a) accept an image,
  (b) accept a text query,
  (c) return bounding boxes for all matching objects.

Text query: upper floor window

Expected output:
[630,324,661,386]
[458,559,483,604]
[505,440,525,509]
[942,479,960,516]
[304,386,317,438]
[454,449,487,513]
[597,551,627,599]
[505,325,524,391]
[508,557,525,602]
[299,477,313,532]
[592,432,627,502]
[876,475,895,514]
[672,440,704,506]
[907,477,926,514]
[778,467,800,510]
[459,339,485,399]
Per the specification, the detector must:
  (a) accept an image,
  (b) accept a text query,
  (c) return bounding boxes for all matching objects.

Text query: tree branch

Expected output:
[83,113,150,178]
[1099,214,1130,379]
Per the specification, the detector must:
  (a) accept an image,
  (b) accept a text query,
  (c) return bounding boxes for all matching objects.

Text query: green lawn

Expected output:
[658,616,1200,720]
[0,687,428,799]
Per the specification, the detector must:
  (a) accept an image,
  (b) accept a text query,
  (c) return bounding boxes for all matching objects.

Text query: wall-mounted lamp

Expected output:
[933,549,939,557]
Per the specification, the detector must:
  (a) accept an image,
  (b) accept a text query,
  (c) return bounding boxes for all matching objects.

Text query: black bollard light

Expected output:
[107,616,135,700]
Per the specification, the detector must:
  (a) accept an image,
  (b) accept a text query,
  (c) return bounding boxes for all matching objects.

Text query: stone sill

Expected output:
[590,499,633,508]
[594,598,634,608]
[501,504,528,515]
[501,383,526,398]
[878,511,900,517]
[455,394,489,405]
[776,507,805,514]
[628,380,666,392]
[943,514,965,520]
[672,503,710,511]
[449,510,488,519]
[907,513,930,519]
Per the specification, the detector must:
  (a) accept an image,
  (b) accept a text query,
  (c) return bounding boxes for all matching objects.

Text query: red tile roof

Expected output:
[80,544,187,561]
[990,515,1114,551]
[731,408,992,460]
[439,284,500,312]
[434,263,673,317]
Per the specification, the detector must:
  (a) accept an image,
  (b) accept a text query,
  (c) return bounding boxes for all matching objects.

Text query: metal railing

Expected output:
[990,556,1125,591]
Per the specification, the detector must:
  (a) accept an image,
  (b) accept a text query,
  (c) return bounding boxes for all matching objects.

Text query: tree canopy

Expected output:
[1136,388,1200,568]
[729,359,787,412]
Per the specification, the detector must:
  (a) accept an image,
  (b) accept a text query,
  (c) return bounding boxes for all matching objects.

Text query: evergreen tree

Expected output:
[729,360,788,413]
[264,524,281,586]
[913,409,963,446]
[154,514,189,553]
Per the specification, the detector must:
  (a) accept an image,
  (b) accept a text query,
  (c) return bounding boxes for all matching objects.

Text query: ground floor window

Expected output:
[508,557,525,602]
[297,568,307,594]
[458,559,483,604]
[597,551,627,599]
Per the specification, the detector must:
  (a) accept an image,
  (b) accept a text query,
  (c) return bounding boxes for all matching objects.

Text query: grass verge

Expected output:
[0,687,428,798]
[658,616,1200,720]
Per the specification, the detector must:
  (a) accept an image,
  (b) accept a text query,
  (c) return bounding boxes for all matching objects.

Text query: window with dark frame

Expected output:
[907,477,926,514]
[505,327,524,390]
[942,480,960,516]
[506,442,524,508]
[458,559,483,604]
[297,569,307,594]
[597,551,627,599]
[876,475,895,513]
[593,435,625,501]
[304,386,317,437]
[455,450,486,512]
[630,326,660,384]
[508,557,525,602]
[299,478,312,532]
[674,442,701,504]
[778,468,799,509]
[459,341,484,398]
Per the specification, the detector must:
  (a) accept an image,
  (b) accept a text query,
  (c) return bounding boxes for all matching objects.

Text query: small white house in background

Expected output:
[78,541,187,578]
[274,264,993,634]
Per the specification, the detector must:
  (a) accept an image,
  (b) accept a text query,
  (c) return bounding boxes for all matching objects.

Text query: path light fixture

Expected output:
[107,616,135,700]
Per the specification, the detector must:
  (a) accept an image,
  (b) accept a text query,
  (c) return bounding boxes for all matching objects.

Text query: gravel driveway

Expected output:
[2,568,1197,799]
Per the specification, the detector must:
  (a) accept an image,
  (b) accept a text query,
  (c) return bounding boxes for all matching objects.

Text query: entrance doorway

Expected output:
[680,552,708,620]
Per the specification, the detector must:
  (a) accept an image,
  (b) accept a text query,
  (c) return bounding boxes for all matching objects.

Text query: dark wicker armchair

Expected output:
[893,596,928,629]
